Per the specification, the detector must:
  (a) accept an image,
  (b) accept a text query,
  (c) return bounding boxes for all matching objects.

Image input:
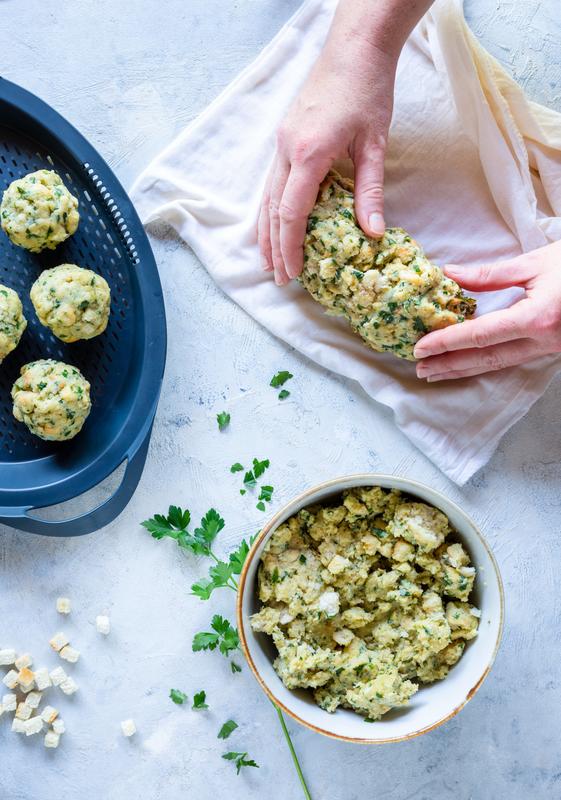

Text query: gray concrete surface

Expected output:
[1,1,560,799]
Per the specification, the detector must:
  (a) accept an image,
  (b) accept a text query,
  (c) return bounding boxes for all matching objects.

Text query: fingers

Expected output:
[353,142,386,237]
[414,301,533,359]
[444,254,539,291]
[279,161,329,280]
[416,338,544,381]
[258,166,274,272]
[269,158,291,285]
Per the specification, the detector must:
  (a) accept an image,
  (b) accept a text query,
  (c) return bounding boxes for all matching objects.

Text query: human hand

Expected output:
[258,38,397,286]
[414,240,561,380]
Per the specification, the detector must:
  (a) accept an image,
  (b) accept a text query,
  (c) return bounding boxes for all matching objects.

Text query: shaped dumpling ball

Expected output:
[12,359,91,441]
[30,264,111,342]
[0,285,27,363]
[1,170,79,252]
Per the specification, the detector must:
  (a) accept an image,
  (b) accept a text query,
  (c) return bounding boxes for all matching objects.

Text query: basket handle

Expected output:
[0,428,152,537]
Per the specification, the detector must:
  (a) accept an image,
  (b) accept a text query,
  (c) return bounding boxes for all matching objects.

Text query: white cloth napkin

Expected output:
[130,0,561,484]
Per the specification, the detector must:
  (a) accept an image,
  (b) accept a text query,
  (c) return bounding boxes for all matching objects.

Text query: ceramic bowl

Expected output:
[237,474,504,744]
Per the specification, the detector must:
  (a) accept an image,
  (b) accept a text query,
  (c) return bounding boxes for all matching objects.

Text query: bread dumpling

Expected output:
[0,284,27,363]
[12,359,91,441]
[31,264,111,342]
[301,171,476,361]
[1,170,79,252]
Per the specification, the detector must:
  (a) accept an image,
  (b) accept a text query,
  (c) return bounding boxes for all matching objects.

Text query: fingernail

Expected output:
[368,213,385,236]
[427,374,445,383]
[262,256,272,271]
[414,347,428,359]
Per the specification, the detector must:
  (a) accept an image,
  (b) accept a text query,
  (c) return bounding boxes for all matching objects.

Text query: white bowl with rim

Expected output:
[237,473,504,744]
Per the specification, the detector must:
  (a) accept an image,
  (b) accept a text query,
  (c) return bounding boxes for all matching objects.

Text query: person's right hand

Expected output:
[258,37,399,286]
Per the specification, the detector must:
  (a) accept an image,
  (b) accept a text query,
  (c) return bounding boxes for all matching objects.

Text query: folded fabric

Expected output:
[130,0,561,484]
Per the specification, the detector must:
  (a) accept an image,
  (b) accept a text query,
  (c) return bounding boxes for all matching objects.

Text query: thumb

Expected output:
[353,143,386,238]
[444,255,538,291]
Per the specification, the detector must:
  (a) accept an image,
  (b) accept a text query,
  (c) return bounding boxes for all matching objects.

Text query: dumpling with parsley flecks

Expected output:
[300,170,476,361]
[0,284,26,363]
[31,264,111,342]
[1,169,79,252]
[12,359,91,441]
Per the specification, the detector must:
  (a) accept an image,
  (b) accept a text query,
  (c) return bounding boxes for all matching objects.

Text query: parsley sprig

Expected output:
[143,498,311,798]
[142,506,225,559]
[192,615,239,656]
[222,751,260,774]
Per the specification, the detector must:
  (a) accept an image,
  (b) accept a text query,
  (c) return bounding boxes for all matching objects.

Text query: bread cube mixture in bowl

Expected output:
[238,475,503,743]
[251,487,479,722]
[1,169,79,252]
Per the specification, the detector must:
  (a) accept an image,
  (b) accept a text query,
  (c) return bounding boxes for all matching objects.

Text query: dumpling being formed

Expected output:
[1,170,79,252]
[0,284,27,363]
[31,264,111,342]
[12,359,91,441]
[301,171,476,361]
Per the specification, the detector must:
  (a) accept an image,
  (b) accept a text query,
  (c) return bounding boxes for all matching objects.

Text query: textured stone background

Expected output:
[1,1,560,798]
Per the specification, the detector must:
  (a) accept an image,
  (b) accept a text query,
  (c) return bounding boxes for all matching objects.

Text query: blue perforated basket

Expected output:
[0,78,167,536]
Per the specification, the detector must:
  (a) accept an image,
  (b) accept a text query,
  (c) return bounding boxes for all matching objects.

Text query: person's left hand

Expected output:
[414,240,561,380]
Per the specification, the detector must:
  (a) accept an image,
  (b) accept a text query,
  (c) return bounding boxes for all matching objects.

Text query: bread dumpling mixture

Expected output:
[251,487,479,721]
[0,285,27,362]
[31,264,111,342]
[1,170,79,252]
[301,171,476,360]
[12,359,91,441]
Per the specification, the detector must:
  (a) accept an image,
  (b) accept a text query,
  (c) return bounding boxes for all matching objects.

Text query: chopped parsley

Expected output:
[218,720,238,740]
[217,411,231,431]
[270,371,293,388]
[169,688,188,705]
[192,690,209,710]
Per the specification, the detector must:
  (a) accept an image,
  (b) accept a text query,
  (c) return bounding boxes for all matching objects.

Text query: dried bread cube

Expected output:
[15,702,33,721]
[52,718,65,734]
[49,632,69,652]
[59,645,80,664]
[49,666,67,686]
[120,719,136,737]
[44,730,60,748]
[17,667,35,691]
[12,718,25,733]
[2,670,19,689]
[35,668,52,691]
[0,649,16,665]
[96,615,110,635]
[2,693,17,712]
[56,597,71,615]
[14,653,32,670]
[24,716,43,736]
[59,676,78,696]
[24,691,42,709]
[41,705,58,724]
